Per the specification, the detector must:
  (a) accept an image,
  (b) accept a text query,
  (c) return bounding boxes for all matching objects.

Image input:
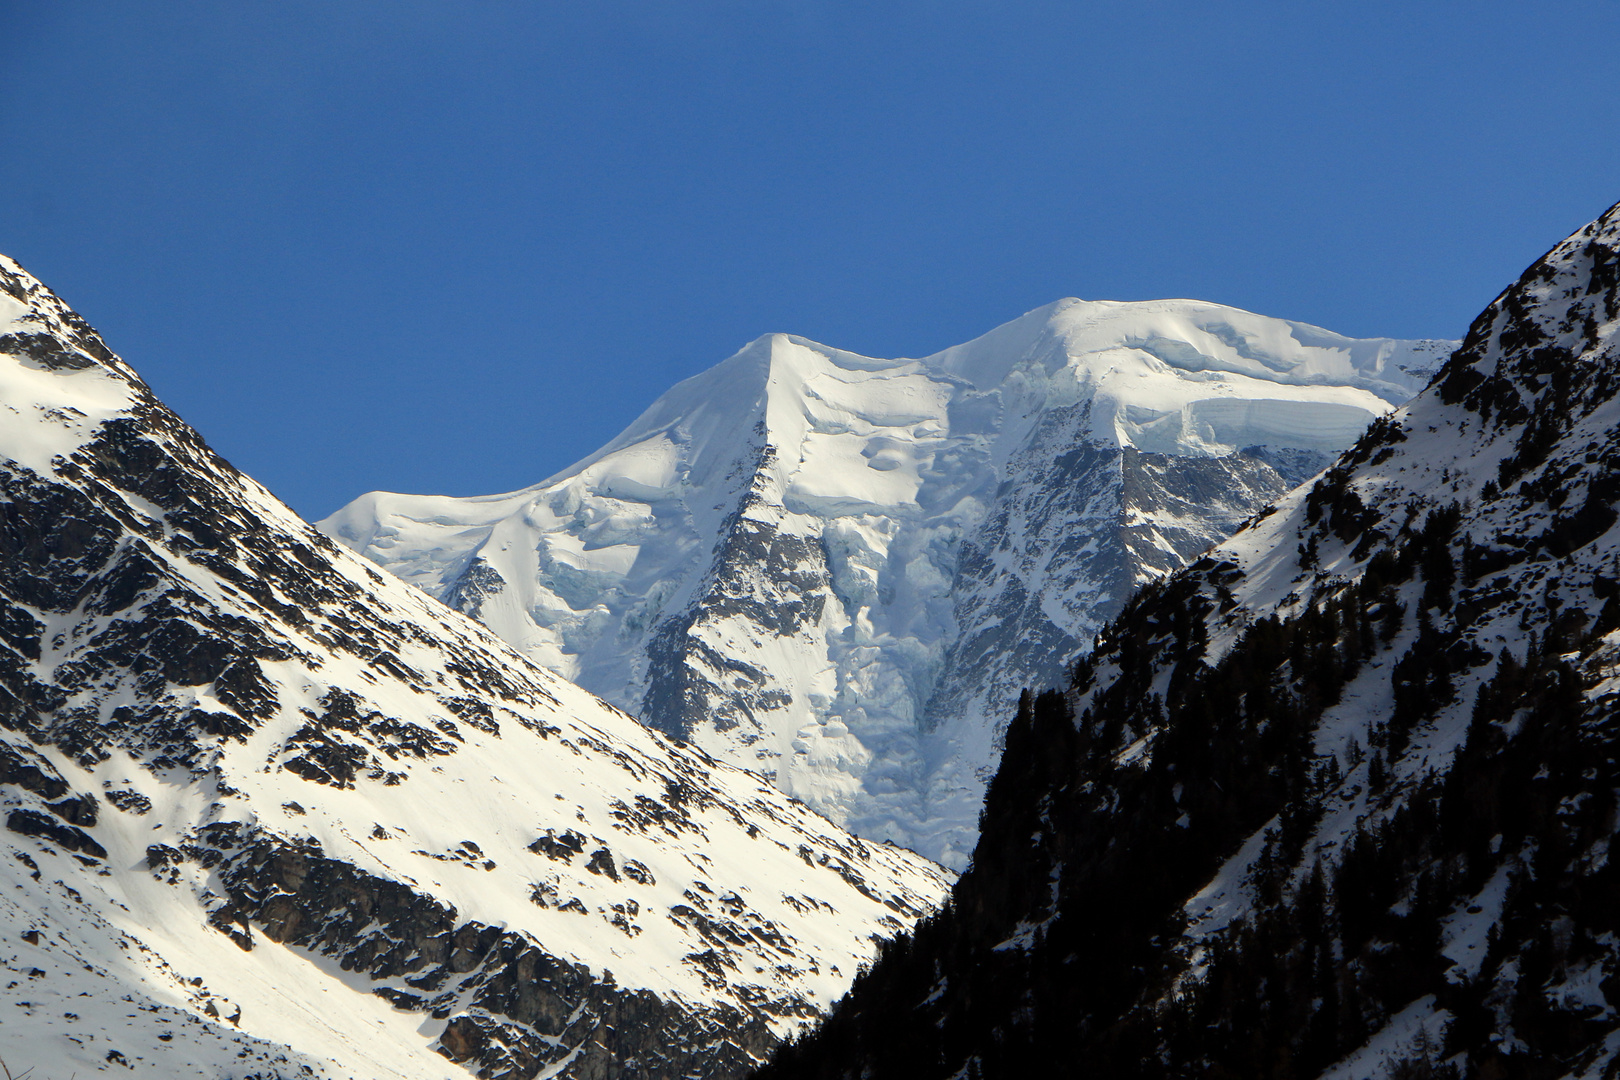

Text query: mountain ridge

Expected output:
[0,252,950,1080]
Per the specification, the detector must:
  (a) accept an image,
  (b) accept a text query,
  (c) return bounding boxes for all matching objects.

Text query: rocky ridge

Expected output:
[0,255,950,1080]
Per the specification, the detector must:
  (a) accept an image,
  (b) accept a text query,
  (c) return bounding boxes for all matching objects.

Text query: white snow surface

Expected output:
[0,254,951,1080]
[325,299,1450,867]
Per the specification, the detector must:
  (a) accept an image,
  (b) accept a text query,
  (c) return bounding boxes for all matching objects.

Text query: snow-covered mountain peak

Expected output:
[0,254,145,475]
[325,298,1454,867]
[926,296,1447,460]
[1434,200,1620,424]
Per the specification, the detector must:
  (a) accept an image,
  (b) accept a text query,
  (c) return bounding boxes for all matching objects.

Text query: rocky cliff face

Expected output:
[756,202,1620,1080]
[325,305,1448,867]
[0,255,950,1080]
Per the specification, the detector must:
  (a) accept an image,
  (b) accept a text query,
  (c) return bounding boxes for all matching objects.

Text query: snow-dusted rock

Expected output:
[0,255,950,1080]
[326,299,1450,866]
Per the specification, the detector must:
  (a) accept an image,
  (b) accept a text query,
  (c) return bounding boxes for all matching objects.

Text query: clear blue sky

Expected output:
[3,2,1617,520]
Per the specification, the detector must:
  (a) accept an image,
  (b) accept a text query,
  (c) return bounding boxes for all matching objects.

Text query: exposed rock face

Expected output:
[213,834,776,1080]
[325,305,1447,866]
[642,445,833,744]
[755,200,1620,1079]
[0,254,949,1080]
[927,435,1306,741]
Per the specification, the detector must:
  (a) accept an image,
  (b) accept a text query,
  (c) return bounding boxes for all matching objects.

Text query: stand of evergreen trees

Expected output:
[757,510,1620,1080]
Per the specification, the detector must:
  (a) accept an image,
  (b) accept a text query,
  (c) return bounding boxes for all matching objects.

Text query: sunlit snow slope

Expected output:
[0,255,950,1080]
[325,300,1451,867]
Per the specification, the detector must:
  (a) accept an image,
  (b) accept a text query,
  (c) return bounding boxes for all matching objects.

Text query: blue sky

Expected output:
[2,1,1617,520]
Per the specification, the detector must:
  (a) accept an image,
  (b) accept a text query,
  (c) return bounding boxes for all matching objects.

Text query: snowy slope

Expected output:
[0,255,950,1080]
[753,200,1620,1079]
[325,299,1450,866]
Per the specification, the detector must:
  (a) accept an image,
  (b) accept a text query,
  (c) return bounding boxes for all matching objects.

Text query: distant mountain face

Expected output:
[0,255,949,1080]
[324,300,1449,866]
[755,201,1620,1080]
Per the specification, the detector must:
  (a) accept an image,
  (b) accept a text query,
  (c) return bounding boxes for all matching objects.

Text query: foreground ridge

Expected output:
[0,255,949,1079]
[756,204,1620,1079]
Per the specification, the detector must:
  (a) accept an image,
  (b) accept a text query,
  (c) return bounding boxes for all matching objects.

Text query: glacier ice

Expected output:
[323,298,1453,867]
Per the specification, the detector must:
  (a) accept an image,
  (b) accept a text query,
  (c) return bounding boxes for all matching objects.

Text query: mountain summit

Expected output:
[325,299,1450,866]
